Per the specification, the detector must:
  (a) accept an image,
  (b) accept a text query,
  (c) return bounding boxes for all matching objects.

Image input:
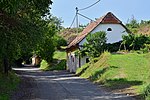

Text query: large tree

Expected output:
[0,0,54,73]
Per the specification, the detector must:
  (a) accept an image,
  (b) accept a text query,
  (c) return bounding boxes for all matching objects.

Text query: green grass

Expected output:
[40,59,66,71]
[76,52,150,99]
[40,51,66,71]
[76,52,110,79]
[53,51,66,60]
[0,72,20,100]
[40,60,50,70]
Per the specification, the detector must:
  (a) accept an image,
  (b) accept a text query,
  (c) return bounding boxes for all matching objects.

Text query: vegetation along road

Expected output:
[11,67,136,100]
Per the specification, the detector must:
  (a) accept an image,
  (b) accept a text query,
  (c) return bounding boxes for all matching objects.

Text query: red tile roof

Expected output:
[67,12,126,49]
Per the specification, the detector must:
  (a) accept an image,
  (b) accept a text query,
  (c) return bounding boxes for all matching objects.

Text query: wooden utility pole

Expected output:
[76,7,79,34]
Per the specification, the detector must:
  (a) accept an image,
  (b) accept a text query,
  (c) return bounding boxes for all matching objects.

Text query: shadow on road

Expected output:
[11,67,137,100]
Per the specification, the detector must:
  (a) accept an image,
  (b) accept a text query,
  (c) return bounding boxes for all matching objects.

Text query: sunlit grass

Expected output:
[40,51,66,71]
[76,52,150,99]
[53,51,66,60]
[40,60,50,70]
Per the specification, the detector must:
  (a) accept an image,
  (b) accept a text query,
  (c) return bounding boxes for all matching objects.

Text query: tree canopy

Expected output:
[0,0,59,73]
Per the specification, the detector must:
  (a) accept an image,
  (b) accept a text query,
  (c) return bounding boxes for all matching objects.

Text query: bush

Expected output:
[82,31,107,57]
[143,84,150,100]
[0,72,20,100]
[40,59,66,71]
[40,60,50,70]
[122,34,150,51]
[141,44,150,53]
[51,60,66,70]
[106,41,122,52]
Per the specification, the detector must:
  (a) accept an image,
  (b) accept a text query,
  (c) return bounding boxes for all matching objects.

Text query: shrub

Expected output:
[0,72,20,100]
[40,59,66,71]
[81,31,107,57]
[141,44,150,53]
[106,41,122,52]
[51,60,66,70]
[143,84,150,100]
[122,34,150,51]
[40,60,50,70]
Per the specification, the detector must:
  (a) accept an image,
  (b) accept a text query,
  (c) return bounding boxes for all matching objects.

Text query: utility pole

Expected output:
[76,7,79,34]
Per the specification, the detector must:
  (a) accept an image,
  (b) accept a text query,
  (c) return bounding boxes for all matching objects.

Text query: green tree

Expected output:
[0,0,53,73]
[122,34,150,50]
[53,35,67,50]
[35,24,56,63]
[126,18,139,33]
[81,31,107,57]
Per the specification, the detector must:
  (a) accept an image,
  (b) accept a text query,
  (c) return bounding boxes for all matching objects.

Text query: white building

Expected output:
[66,12,130,72]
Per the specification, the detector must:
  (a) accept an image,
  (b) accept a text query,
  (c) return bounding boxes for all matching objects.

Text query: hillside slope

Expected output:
[76,52,150,99]
[138,25,150,35]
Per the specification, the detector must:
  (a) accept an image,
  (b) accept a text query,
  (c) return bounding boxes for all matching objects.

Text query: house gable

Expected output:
[67,12,130,51]
[79,23,128,45]
[101,12,121,24]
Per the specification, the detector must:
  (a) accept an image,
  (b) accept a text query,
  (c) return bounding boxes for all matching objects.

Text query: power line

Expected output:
[78,0,101,11]
[69,0,101,28]
[77,13,95,22]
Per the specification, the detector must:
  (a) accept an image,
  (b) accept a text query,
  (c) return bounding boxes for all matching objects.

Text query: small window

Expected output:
[71,56,74,62]
[107,28,112,31]
[86,58,90,63]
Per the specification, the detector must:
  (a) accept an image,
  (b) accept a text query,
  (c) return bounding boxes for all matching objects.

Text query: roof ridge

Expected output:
[67,12,126,49]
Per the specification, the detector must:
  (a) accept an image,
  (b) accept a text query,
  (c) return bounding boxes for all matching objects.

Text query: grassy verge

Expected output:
[53,51,66,60]
[40,59,66,71]
[0,72,20,100]
[40,51,66,71]
[76,52,150,99]
[40,60,50,71]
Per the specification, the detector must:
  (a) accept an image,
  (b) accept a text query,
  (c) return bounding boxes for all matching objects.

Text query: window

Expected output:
[72,57,74,62]
[107,28,112,31]
[86,58,89,63]
[71,55,74,62]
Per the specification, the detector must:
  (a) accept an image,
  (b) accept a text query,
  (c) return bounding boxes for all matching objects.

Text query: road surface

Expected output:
[11,67,136,100]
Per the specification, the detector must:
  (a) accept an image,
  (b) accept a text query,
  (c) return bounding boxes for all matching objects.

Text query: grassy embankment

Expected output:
[76,52,150,99]
[40,51,66,71]
[0,72,20,100]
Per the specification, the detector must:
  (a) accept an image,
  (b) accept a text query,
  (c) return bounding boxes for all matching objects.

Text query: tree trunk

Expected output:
[3,57,9,74]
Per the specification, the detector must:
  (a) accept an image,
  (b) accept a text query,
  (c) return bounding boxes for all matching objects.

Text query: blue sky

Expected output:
[51,0,150,28]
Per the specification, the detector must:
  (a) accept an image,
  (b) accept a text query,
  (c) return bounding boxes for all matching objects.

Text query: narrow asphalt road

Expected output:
[11,67,136,100]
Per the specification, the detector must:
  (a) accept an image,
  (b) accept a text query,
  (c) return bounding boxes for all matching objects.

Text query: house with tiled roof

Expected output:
[66,12,130,72]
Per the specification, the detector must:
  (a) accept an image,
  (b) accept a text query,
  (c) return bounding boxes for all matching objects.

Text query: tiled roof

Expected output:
[67,12,124,49]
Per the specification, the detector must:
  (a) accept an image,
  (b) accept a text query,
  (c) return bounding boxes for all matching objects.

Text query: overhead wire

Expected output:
[69,0,101,28]
[78,0,101,11]
[77,13,95,22]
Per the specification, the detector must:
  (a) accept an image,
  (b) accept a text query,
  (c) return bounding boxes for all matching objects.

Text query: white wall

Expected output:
[68,23,128,72]
[80,56,89,67]
[67,52,79,72]
[79,24,128,46]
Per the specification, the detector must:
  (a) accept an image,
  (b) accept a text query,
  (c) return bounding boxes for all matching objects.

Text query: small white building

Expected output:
[32,55,41,66]
[66,12,130,72]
